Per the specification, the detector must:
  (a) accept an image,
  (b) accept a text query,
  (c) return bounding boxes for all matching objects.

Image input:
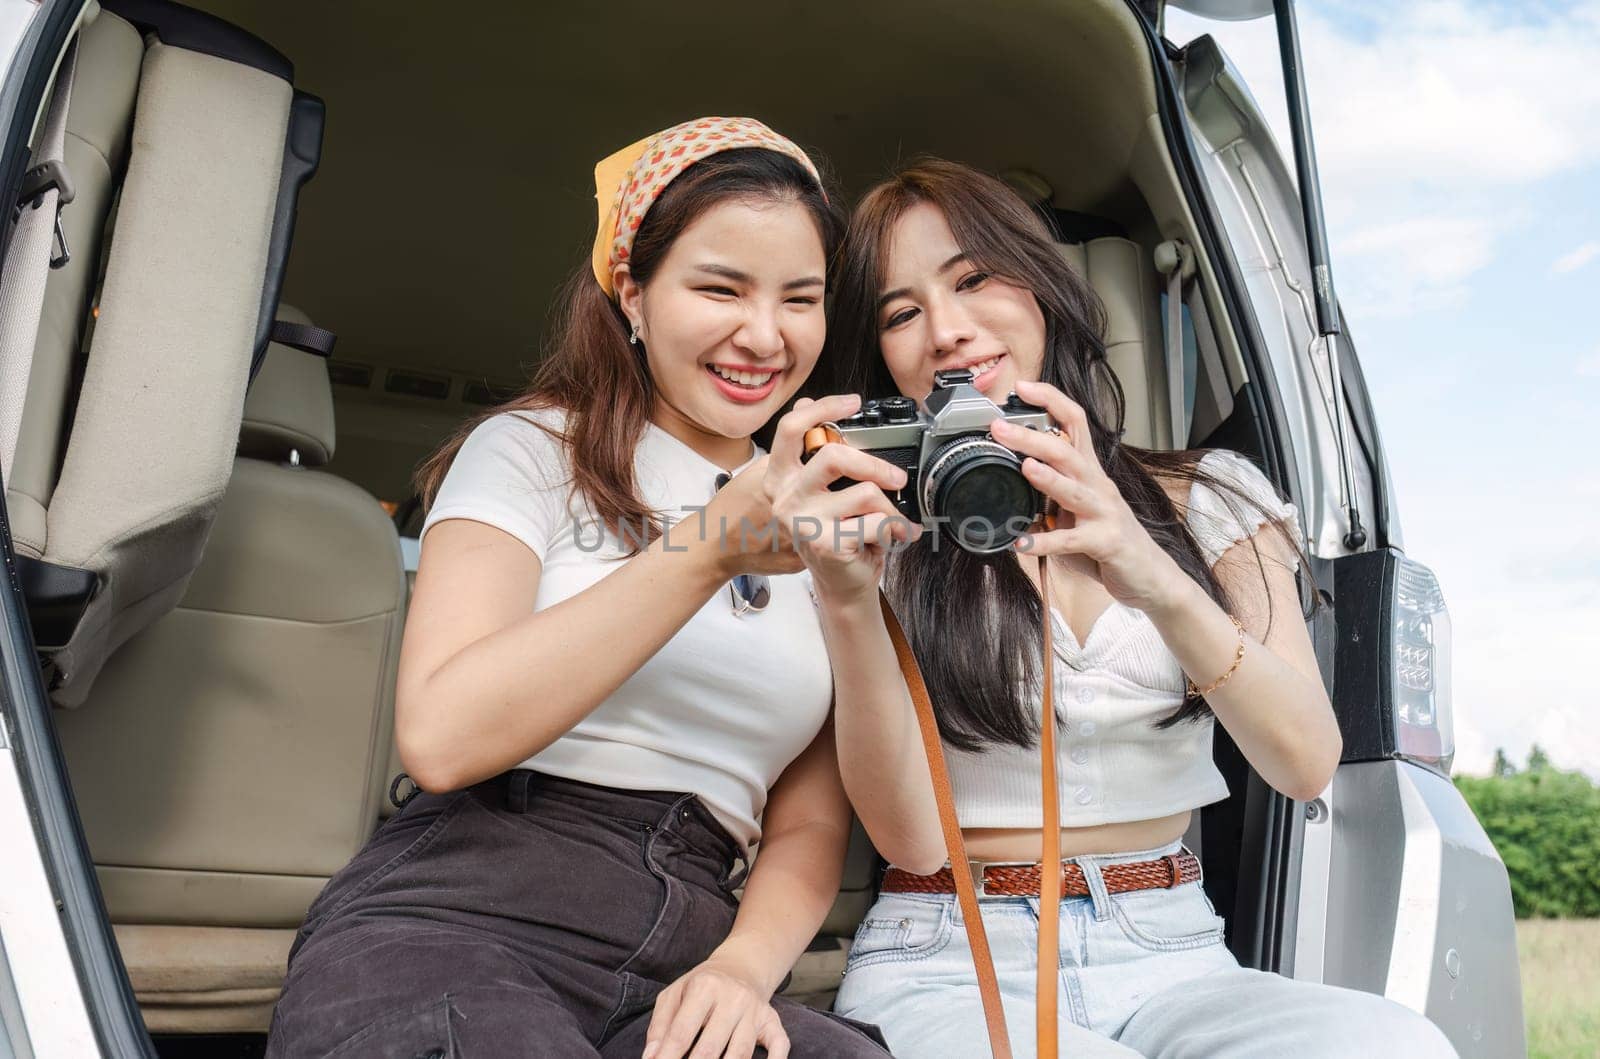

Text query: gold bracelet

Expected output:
[1185,614,1246,699]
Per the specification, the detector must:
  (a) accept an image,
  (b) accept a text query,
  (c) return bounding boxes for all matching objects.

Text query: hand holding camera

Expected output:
[784,373,1194,616]
[799,368,1054,554]
[996,379,1193,616]
[766,394,921,600]
[699,456,808,580]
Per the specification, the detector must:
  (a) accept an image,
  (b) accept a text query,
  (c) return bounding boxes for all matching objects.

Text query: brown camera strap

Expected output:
[877,551,1062,1059]
[1036,554,1062,1058]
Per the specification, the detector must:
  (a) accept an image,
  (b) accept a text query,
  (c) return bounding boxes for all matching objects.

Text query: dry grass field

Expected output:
[1519,918,1600,1058]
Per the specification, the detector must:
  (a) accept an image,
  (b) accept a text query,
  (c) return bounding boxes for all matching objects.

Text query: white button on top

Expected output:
[1070,747,1090,766]
[1078,720,1098,737]
[1076,686,1096,705]
[1074,786,1094,805]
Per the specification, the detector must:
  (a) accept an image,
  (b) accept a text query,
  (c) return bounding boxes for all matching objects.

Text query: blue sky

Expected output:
[1165,1,1600,777]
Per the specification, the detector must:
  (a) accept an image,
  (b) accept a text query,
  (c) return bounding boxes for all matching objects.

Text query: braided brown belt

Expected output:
[881,849,1202,899]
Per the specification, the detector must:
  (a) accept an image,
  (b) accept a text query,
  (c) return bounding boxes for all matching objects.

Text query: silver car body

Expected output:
[1173,24,1522,1057]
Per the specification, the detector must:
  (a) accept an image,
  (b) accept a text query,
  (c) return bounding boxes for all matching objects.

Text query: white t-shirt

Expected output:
[419,407,833,851]
[945,448,1305,829]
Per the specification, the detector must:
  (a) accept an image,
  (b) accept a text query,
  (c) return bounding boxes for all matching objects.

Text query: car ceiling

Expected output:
[191,0,1163,387]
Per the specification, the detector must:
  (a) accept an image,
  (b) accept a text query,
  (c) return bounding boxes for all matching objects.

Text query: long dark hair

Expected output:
[823,158,1314,751]
[415,147,842,546]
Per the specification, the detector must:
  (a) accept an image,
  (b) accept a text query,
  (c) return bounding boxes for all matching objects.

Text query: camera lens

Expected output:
[921,436,1039,553]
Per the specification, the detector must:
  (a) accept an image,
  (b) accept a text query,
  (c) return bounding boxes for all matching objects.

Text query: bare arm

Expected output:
[814,588,948,875]
[1144,523,1340,801]
[1002,378,1339,803]
[706,719,854,993]
[396,461,800,793]
[397,519,724,791]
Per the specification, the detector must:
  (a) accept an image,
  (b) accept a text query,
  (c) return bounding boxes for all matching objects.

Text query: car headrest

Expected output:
[1057,237,1166,450]
[238,304,335,466]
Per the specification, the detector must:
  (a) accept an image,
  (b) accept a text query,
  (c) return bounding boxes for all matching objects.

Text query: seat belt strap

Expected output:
[268,318,337,357]
[0,38,79,485]
[1155,240,1194,450]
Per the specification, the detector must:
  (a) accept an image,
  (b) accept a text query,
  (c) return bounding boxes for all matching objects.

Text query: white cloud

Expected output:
[1578,351,1600,378]
[1531,709,1600,779]
[1451,720,1495,777]
[1170,2,1600,192]
[1165,1,1600,317]
[1449,583,1600,781]
[1335,214,1497,317]
[1390,464,1600,781]
[1552,241,1600,274]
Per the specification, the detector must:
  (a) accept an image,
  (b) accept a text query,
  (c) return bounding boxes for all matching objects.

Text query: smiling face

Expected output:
[615,197,827,464]
[876,201,1047,404]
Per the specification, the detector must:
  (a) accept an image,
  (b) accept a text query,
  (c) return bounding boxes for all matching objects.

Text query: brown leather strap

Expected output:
[1035,554,1060,1059]
[879,591,1014,1059]
[879,553,1067,1058]
[881,850,1202,897]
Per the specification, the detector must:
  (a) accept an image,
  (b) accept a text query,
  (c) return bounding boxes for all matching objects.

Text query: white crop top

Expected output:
[944,448,1304,829]
[419,408,834,852]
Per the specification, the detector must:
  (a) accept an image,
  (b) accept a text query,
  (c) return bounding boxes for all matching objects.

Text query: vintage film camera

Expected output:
[802,368,1055,553]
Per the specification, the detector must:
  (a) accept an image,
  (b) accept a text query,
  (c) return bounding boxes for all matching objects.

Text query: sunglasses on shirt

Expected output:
[713,471,771,617]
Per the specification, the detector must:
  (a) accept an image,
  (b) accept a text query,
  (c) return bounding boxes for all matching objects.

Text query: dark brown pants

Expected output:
[264,771,889,1058]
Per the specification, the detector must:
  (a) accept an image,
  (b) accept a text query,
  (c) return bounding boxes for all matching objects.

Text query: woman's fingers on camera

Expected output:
[798,442,906,495]
[818,481,903,525]
[1014,379,1095,461]
[798,484,904,553]
[860,511,920,547]
[1015,525,1088,557]
[770,393,861,468]
[805,513,911,562]
[991,416,1088,477]
[1020,457,1093,514]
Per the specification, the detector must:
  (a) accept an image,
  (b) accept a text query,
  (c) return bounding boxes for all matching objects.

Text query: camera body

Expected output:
[803,369,1053,553]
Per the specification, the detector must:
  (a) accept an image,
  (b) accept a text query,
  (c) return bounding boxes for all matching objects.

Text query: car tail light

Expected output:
[1391,557,1454,770]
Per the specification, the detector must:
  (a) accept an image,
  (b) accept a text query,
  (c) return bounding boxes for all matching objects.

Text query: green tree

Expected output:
[1456,763,1600,918]
[1492,747,1517,778]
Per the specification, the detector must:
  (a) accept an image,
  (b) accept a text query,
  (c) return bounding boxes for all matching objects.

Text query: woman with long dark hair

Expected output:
[765,158,1456,1057]
[264,119,894,1059]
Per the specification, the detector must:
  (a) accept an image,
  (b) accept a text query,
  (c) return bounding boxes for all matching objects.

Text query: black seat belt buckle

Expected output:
[16,159,75,269]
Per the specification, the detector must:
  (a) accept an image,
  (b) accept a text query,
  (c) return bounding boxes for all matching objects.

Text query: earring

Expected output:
[629,324,641,346]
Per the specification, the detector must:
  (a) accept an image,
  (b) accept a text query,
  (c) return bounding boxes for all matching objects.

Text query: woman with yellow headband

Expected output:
[264,118,899,1059]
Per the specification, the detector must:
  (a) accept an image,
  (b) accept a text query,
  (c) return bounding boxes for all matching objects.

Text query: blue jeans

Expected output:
[834,839,1458,1058]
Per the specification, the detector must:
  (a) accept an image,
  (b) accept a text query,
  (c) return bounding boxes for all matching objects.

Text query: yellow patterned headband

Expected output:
[591,116,824,299]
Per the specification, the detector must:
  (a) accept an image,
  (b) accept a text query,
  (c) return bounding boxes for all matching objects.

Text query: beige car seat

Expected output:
[1059,236,1172,451]
[9,0,320,709]
[54,309,407,1033]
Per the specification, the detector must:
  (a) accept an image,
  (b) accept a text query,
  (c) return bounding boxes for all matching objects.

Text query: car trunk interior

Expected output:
[197,0,1257,515]
[24,0,1294,1045]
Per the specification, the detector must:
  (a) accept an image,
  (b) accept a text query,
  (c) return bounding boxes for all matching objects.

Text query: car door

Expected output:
[0,0,160,1055]
[1160,13,1524,1057]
